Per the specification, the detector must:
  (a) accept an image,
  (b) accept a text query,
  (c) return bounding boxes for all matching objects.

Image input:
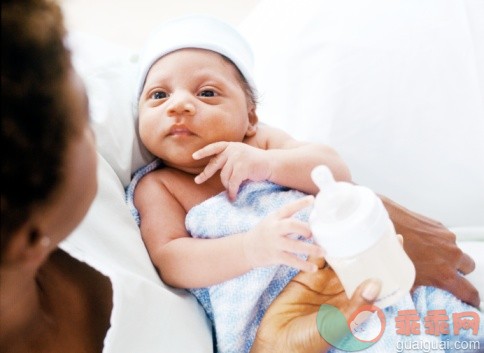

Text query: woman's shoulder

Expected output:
[41,249,113,352]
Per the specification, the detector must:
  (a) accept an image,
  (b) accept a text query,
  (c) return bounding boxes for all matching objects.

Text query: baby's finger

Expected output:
[194,154,227,184]
[281,237,324,258]
[279,218,312,238]
[279,252,318,273]
[192,141,229,160]
[228,173,244,201]
[274,196,314,219]
[219,162,233,189]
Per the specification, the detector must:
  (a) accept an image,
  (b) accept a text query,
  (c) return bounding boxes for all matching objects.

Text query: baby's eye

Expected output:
[151,91,168,100]
[199,90,216,97]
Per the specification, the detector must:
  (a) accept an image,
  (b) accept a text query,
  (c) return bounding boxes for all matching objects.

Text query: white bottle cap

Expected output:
[309,165,390,258]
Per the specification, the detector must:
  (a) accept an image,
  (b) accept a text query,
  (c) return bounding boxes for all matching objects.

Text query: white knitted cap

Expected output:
[136,14,256,99]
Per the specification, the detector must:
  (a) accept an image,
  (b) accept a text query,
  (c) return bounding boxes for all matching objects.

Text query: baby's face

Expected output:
[138,48,256,174]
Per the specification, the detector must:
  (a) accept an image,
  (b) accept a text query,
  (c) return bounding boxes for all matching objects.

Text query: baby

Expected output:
[128,15,483,353]
[129,14,350,352]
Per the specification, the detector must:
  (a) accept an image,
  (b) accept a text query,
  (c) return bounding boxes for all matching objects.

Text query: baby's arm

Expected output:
[135,170,253,288]
[193,124,350,198]
[134,170,321,289]
[260,125,351,193]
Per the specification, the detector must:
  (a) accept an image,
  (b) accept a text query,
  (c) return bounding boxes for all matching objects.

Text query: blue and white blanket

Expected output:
[126,161,483,353]
[186,180,309,353]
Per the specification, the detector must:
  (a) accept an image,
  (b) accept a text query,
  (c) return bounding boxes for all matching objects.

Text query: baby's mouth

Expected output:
[169,126,195,136]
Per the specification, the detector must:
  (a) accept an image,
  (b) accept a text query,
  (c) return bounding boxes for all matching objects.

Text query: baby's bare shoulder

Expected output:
[245,123,295,150]
[138,168,217,212]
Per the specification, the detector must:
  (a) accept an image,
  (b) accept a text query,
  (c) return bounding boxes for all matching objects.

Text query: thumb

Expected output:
[342,278,382,320]
[316,279,383,350]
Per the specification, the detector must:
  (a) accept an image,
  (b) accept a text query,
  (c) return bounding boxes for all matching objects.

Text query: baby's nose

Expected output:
[167,91,196,116]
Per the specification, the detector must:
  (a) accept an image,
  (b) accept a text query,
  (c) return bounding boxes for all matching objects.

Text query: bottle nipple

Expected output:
[311,165,336,192]
[310,165,359,223]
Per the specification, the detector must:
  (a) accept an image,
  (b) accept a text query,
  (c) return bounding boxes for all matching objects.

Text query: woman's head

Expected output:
[1,0,97,260]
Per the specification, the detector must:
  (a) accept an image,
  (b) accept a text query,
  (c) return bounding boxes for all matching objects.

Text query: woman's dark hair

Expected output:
[1,0,72,250]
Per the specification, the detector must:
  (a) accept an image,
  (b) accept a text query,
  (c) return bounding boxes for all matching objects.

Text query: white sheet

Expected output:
[240,0,484,229]
[240,0,484,303]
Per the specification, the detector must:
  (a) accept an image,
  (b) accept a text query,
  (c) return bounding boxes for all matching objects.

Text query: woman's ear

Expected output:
[2,222,51,270]
[245,106,259,137]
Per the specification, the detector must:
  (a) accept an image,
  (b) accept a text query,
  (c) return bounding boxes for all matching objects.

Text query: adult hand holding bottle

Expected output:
[251,256,382,353]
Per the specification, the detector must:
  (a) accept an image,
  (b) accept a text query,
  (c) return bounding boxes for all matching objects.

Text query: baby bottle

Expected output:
[309,165,415,308]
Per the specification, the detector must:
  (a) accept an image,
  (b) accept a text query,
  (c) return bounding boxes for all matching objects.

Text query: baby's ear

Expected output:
[245,107,258,137]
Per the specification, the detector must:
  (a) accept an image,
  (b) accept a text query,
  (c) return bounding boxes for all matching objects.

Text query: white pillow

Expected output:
[62,154,213,352]
[67,32,153,187]
[66,33,213,351]
[240,0,484,230]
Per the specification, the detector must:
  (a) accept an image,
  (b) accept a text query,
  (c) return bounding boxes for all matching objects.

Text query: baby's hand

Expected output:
[242,196,324,273]
[193,141,272,200]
